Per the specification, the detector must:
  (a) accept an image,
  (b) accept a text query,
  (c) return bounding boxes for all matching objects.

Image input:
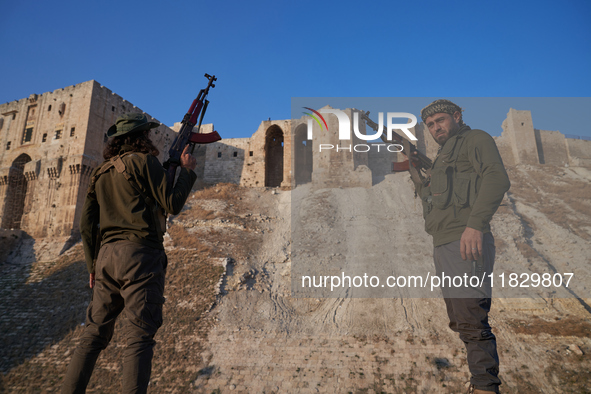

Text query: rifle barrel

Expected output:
[165,74,217,190]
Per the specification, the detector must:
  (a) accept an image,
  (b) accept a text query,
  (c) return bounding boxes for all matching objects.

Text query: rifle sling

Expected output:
[86,152,166,253]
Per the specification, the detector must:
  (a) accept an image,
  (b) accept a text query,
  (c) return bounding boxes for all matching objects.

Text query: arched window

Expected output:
[1,154,32,229]
[264,125,284,187]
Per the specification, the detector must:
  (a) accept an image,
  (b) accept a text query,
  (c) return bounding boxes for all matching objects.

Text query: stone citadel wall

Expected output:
[494,108,591,168]
[0,80,175,241]
[1,83,589,246]
[197,107,591,191]
[172,120,294,188]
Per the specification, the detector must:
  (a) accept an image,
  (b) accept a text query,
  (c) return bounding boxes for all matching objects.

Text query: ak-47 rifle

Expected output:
[164,73,221,190]
[360,110,432,179]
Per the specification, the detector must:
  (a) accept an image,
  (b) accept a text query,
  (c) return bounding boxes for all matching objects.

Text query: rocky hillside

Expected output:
[1,165,590,393]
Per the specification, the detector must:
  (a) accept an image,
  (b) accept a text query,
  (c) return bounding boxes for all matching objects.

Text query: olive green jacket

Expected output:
[80,146,197,273]
[415,126,510,247]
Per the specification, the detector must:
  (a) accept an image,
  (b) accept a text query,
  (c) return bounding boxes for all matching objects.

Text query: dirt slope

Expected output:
[1,165,590,393]
[197,166,591,393]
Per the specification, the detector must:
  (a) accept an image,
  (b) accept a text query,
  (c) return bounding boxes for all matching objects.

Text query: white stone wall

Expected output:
[204,138,250,185]
[534,129,568,166]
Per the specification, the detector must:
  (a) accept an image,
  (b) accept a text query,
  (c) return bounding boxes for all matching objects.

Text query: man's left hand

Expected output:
[180,145,197,171]
[460,227,483,261]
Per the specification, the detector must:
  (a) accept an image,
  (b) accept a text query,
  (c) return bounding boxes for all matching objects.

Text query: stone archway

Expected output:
[265,125,284,187]
[1,154,32,229]
[294,124,312,186]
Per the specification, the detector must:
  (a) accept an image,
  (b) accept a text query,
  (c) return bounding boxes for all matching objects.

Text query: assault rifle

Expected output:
[164,73,221,189]
[360,110,432,178]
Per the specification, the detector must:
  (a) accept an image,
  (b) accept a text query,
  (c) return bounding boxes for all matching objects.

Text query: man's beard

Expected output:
[435,131,449,145]
[435,127,459,145]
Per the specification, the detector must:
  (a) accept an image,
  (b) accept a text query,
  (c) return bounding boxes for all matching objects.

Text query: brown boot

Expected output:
[468,384,499,394]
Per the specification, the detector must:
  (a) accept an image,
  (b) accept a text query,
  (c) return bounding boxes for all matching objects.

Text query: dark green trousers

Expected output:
[62,241,167,394]
[433,232,501,394]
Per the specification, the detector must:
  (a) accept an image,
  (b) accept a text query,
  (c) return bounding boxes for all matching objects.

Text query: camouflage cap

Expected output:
[420,99,464,124]
[107,113,159,138]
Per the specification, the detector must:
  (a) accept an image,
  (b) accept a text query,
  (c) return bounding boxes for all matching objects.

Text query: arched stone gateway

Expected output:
[1,154,32,229]
[265,125,284,187]
[294,124,312,186]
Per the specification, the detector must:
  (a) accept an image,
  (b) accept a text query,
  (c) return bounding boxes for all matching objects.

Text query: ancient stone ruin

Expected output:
[0,81,176,242]
[1,81,590,247]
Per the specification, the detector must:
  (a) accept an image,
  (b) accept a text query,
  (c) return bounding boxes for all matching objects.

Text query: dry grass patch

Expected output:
[167,225,220,256]
[187,183,245,221]
[515,240,539,261]
[195,182,242,201]
[169,183,262,262]
[1,182,263,392]
[147,249,225,392]
[508,315,591,338]
[545,359,591,392]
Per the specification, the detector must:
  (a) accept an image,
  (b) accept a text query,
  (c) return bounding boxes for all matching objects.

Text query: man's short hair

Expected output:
[421,99,464,126]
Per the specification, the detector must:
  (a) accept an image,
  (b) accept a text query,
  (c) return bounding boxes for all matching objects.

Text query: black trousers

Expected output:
[62,241,167,394]
[433,232,501,393]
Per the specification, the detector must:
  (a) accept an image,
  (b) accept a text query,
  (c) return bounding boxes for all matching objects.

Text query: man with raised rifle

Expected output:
[410,99,510,394]
[62,114,197,393]
[63,75,219,393]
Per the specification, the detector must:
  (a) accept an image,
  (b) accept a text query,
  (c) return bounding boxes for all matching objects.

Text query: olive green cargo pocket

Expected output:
[453,172,479,208]
[144,290,165,329]
[453,173,470,207]
[430,166,452,210]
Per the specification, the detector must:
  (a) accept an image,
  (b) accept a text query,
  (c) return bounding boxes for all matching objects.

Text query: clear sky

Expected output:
[1,0,590,139]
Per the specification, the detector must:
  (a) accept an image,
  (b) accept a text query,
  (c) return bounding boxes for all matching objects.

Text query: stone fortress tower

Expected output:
[2,82,591,247]
[495,108,591,167]
[0,81,176,242]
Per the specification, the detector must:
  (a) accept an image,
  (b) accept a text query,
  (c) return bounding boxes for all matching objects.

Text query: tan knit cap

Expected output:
[420,99,464,124]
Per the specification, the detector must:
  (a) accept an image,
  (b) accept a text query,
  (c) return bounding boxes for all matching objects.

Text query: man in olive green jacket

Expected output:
[62,113,197,394]
[411,100,510,394]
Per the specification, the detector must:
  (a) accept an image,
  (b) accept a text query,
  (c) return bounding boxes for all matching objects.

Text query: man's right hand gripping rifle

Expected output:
[164,73,221,190]
[406,145,430,187]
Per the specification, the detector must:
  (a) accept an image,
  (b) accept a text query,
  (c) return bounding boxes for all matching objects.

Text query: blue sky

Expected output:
[1,0,590,139]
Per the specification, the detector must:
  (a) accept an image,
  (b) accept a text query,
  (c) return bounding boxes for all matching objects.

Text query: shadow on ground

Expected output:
[0,242,89,391]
